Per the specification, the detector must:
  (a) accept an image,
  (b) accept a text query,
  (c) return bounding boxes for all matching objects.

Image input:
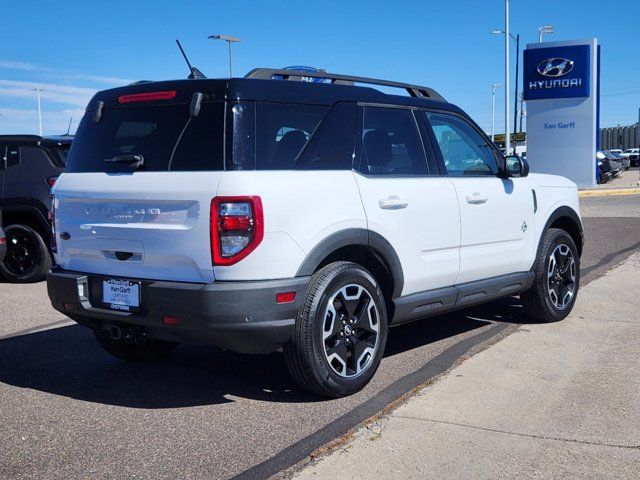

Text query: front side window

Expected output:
[359,107,427,175]
[426,112,498,176]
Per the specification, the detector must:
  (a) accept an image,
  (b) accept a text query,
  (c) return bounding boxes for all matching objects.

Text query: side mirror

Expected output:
[505,155,529,178]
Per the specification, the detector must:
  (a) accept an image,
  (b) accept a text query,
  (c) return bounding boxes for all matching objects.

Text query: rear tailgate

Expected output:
[53,172,222,282]
[53,82,227,283]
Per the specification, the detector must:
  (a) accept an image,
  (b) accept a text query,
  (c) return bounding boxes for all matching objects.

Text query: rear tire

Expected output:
[284,262,388,398]
[0,224,52,283]
[522,228,580,322]
[94,329,178,362]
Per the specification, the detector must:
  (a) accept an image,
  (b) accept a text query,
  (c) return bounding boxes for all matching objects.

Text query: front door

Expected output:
[353,105,460,296]
[423,111,535,284]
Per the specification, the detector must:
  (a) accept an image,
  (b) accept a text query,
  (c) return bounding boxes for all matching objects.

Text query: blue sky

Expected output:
[1,0,638,136]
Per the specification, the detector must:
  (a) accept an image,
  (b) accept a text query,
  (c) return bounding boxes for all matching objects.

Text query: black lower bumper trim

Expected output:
[47,268,309,354]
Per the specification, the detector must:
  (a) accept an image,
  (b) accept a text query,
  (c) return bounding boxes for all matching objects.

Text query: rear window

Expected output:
[66,102,224,173]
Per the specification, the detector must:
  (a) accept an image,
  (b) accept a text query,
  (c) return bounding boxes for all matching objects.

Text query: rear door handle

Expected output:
[465,193,488,205]
[379,196,409,210]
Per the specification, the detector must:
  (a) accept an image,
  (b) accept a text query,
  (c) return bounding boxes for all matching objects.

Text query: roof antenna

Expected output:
[176,39,206,79]
[65,117,73,136]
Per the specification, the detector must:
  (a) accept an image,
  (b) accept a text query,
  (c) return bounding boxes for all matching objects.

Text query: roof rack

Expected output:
[244,68,445,101]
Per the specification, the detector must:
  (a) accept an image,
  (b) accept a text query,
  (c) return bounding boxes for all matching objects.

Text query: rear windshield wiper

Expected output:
[104,154,144,168]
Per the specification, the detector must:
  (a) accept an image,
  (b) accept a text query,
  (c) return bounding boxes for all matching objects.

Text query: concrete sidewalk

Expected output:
[294,254,640,480]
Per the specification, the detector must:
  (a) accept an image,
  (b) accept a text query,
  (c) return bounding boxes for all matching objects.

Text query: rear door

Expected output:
[423,110,535,284]
[54,96,226,283]
[353,105,460,296]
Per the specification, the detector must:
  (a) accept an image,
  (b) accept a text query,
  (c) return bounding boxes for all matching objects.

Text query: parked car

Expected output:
[47,68,583,397]
[599,151,623,178]
[606,150,630,170]
[622,148,639,167]
[0,135,72,282]
[597,159,612,184]
[0,210,6,266]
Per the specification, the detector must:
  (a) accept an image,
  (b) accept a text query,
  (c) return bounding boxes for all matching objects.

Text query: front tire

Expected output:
[284,262,388,398]
[0,224,52,283]
[94,329,178,362]
[522,228,580,322]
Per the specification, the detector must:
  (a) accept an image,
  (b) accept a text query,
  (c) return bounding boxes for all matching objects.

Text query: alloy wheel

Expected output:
[547,243,576,310]
[322,284,380,378]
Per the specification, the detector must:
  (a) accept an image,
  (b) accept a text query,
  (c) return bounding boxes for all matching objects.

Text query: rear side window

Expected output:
[358,107,428,175]
[254,103,328,169]
[5,145,20,168]
[66,102,224,173]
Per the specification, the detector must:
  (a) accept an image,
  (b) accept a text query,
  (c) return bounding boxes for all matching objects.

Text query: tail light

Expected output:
[49,195,57,254]
[210,196,263,266]
[47,176,58,188]
[0,237,5,245]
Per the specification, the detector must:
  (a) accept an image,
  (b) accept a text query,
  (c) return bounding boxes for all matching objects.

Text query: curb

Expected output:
[579,187,640,198]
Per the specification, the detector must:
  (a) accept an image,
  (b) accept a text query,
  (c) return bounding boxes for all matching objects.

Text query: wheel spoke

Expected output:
[327,338,348,360]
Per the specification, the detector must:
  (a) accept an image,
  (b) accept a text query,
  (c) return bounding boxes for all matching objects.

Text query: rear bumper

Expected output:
[47,268,309,354]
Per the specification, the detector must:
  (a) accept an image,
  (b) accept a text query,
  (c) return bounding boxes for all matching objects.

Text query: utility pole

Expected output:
[208,34,241,78]
[31,88,43,136]
[504,0,510,154]
[491,83,503,142]
[512,33,520,154]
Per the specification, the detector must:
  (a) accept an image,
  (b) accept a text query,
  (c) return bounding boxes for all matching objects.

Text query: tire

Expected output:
[522,228,580,322]
[284,261,388,398]
[94,329,178,362]
[0,224,52,283]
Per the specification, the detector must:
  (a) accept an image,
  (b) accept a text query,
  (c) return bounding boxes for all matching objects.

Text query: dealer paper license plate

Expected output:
[102,279,140,312]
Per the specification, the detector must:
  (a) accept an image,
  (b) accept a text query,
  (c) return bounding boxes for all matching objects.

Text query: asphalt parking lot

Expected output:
[1,194,639,480]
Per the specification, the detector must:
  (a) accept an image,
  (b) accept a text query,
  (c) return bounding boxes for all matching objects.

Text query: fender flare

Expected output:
[295,228,404,298]
[537,205,584,258]
[0,200,50,238]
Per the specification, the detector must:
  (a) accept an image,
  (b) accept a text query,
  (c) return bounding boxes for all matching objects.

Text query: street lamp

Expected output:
[208,34,241,77]
[31,88,43,136]
[538,25,554,43]
[503,0,511,154]
[491,83,503,142]
[492,29,520,154]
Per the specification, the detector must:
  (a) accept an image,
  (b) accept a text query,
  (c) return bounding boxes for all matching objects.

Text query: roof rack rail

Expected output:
[244,68,445,101]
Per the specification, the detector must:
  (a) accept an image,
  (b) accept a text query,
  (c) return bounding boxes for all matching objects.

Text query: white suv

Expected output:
[47,69,583,397]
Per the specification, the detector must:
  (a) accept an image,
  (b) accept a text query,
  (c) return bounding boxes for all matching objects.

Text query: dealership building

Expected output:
[600,122,640,150]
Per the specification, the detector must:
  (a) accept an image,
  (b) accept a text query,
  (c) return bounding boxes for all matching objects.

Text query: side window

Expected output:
[359,107,428,176]
[6,145,20,168]
[425,112,498,176]
[295,102,356,170]
[255,103,328,169]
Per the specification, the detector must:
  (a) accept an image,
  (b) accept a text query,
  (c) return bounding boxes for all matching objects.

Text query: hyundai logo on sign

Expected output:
[537,58,575,77]
[523,45,590,100]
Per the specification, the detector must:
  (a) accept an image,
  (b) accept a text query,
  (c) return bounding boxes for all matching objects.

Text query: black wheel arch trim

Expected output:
[538,206,584,258]
[295,228,404,298]
[0,199,51,238]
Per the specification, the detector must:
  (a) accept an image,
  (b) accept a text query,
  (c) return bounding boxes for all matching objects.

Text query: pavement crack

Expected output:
[394,415,640,450]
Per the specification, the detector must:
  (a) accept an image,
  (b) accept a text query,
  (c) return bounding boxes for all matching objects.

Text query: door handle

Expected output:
[379,196,409,210]
[465,193,489,205]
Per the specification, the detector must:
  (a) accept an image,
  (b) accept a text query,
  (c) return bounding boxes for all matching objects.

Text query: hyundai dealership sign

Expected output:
[524,45,591,100]
[524,39,600,187]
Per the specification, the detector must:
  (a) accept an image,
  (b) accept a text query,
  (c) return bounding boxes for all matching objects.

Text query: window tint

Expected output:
[426,112,498,176]
[67,102,224,173]
[295,102,356,170]
[359,107,427,175]
[255,103,328,169]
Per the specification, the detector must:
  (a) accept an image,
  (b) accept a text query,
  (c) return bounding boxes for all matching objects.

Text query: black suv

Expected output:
[0,135,71,282]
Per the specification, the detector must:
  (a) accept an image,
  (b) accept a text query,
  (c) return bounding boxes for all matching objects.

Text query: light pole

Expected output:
[208,34,241,77]
[504,0,510,154]
[491,83,503,142]
[31,88,43,136]
[538,25,554,43]
[492,29,520,154]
